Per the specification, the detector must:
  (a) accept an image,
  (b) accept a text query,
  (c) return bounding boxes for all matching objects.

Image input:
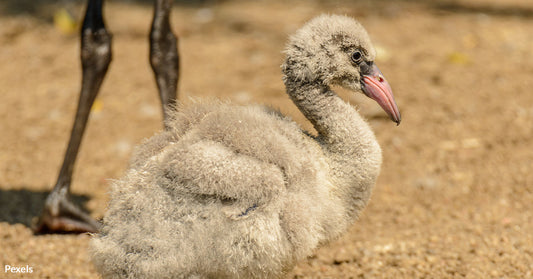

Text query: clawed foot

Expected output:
[33,191,101,234]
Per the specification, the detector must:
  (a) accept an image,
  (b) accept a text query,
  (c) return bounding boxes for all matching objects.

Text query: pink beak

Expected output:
[361,64,401,125]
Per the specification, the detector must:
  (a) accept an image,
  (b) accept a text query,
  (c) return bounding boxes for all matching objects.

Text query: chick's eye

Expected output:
[351,51,363,63]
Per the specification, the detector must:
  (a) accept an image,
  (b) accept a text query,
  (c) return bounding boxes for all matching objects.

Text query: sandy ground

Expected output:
[1,0,532,278]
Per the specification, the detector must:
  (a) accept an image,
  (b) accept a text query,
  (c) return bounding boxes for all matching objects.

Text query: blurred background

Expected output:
[0,0,532,278]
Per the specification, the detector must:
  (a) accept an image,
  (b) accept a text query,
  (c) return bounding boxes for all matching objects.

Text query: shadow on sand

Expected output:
[0,187,93,231]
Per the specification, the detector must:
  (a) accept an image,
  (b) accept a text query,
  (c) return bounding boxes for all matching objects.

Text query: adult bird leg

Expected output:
[150,0,180,126]
[34,0,179,234]
[34,0,111,233]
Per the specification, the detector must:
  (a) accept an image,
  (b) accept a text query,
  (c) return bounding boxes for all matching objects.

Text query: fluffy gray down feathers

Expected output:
[90,14,382,279]
[91,102,347,278]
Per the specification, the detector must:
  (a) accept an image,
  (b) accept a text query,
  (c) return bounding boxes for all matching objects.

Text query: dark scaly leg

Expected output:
[34,0,111,233]
[150,0,179,126]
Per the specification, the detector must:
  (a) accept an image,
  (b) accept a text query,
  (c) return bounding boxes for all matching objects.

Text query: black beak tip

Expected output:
[393,114,401,126]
